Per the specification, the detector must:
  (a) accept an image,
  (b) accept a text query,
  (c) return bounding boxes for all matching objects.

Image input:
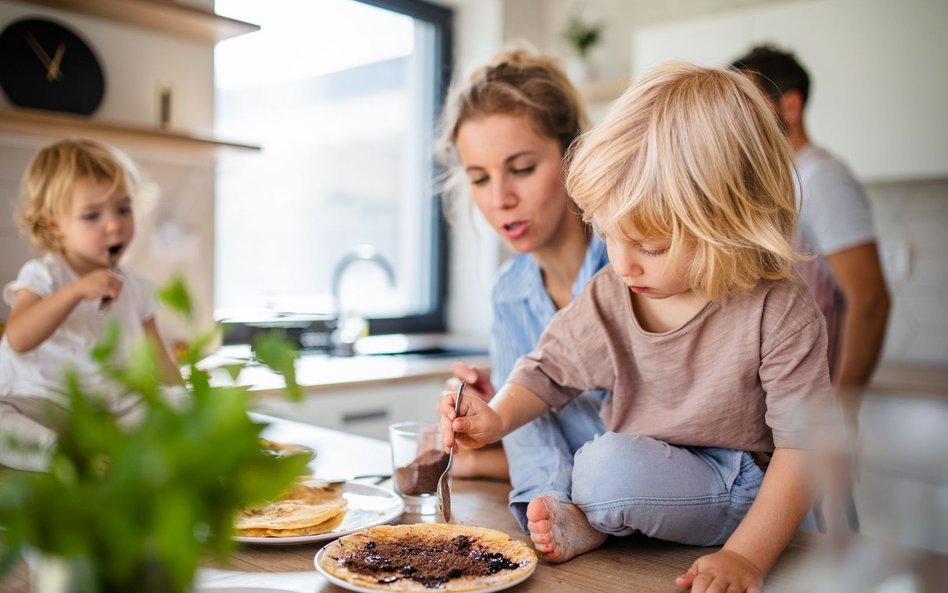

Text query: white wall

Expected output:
[632,0,948,182]
[434,0,504,342]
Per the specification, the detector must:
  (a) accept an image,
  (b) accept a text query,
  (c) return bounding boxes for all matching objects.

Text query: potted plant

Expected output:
[563,14,605,84]
[0,278,309,593]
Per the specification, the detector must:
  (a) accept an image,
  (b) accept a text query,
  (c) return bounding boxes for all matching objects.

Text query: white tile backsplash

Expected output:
[867,178,948,367]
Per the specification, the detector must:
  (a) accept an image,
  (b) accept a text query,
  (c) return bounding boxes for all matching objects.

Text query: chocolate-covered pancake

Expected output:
[320,523,537,591]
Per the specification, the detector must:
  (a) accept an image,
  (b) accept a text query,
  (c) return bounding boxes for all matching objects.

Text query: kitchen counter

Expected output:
[5,415,945,592]
[195,414,946,592]
[203,343,490,397]
[869,361,948,397]
[202,343,490,440]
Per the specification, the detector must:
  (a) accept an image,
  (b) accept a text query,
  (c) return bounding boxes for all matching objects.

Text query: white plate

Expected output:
[234,482,404,545]
[313,545,536,593]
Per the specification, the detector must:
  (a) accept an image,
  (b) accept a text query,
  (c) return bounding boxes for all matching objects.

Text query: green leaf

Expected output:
[252,331,302,401]
[90,321,120,364]
[156,276,193,320]
[0,278,305,591]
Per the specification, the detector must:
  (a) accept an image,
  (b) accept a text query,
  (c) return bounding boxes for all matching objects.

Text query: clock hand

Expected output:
[47,43,65,81]
[24,32,53,69]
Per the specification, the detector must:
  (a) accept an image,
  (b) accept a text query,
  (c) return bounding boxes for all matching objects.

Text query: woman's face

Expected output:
[455,113,574,255]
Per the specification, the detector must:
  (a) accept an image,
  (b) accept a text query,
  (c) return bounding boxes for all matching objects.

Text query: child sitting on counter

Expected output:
[440,62,835,593]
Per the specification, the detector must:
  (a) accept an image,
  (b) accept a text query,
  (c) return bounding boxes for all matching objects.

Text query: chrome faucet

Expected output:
[330,244,396,355]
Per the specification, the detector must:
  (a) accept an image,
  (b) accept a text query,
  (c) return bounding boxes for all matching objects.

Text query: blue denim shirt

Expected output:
[489,233,610,389]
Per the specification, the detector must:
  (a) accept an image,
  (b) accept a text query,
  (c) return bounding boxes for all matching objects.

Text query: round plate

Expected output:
[314,545,536,593]
[234,482,403,545]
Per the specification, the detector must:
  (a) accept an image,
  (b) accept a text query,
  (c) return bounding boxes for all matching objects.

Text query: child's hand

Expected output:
[445,362,494,402]
[438,388,503,453]
[675,549,763,593]
[75,269,123,302]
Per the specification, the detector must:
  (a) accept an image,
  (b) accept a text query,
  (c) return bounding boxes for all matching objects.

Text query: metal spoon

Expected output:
[437,381,464,523]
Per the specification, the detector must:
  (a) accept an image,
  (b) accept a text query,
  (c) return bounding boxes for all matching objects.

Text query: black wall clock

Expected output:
[0,17,105,115]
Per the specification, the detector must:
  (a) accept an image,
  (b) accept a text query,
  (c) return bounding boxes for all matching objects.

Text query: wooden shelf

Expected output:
[20,0,259,43]
[580,78,629,103]
[0,107,260,154]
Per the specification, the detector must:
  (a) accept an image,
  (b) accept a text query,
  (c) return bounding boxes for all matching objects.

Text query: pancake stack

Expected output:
[235,480,348,537]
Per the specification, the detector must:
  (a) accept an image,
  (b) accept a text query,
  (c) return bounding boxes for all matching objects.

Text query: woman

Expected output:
[436,49,610,529]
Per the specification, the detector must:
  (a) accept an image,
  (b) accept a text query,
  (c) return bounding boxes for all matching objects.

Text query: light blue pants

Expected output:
[502,392,606,530]
[571,433,765,546]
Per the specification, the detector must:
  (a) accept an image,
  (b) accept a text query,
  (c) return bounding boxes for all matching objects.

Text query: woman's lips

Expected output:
[629,285,649,294]
[501,221,528,240]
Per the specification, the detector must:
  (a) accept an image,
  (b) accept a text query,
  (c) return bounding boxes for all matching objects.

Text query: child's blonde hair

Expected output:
[17,139,140,252]
[566,61,799,300]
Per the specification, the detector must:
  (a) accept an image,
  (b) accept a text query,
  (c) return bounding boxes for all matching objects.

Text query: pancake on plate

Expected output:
[236,480,347,538]
[319,523,537,592]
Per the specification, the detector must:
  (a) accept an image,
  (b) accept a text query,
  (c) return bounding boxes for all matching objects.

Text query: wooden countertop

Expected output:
[4,414,946,592]
[195,415,948,593]
[869,362,948,397]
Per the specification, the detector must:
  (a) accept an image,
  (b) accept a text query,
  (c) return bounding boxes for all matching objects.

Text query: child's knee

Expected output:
[571,432,657,505]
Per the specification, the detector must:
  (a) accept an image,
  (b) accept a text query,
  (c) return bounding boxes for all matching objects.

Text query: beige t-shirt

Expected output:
[507,270,832,453]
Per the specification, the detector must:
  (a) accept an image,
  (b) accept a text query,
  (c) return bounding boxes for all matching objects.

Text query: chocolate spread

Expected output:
[395,449,449,495]
[341,535,522,588]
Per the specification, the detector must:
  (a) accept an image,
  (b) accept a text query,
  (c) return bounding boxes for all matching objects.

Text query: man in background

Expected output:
[730,45,890,427]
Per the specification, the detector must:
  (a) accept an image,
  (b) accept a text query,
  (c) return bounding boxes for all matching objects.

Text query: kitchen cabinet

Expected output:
[631,0,948,182]
[0,0,260,153]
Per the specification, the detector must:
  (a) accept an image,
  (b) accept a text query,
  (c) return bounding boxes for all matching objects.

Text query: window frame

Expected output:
[356,0,453,335]
[215,0,454,340]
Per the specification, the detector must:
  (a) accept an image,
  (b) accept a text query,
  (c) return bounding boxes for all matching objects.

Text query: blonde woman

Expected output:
[436,49,610,529]
[441,62,833,593]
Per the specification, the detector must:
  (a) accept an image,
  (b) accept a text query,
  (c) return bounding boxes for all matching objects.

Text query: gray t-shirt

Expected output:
[795,144,875,256]
[507,269,832,453]
[794,144,877,377]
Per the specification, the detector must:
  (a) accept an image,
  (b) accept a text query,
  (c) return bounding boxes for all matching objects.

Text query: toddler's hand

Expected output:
[75,269,123,302]
[438,388,503,453]
[675,549,763,593]
[445,362,494,402]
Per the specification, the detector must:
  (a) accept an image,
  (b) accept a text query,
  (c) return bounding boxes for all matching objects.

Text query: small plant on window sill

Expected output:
[0,277,308,593]
[563,14,604,60]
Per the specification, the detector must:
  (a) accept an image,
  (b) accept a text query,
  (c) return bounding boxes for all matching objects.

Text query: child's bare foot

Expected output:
[525,496,607,563]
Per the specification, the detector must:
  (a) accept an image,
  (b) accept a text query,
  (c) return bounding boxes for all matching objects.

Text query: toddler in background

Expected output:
[442,62,835,593]
[0,139,180,424]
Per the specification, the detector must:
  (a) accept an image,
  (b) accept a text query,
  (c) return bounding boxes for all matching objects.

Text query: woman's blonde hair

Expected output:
[435,48,589,219]
[17,139,140,252]
[566,61,800,300]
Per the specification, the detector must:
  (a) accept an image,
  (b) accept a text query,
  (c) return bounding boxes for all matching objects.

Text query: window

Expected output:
[214,0,452,336]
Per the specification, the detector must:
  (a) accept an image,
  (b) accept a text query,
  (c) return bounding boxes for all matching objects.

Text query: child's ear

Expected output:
[46,217,63,239]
